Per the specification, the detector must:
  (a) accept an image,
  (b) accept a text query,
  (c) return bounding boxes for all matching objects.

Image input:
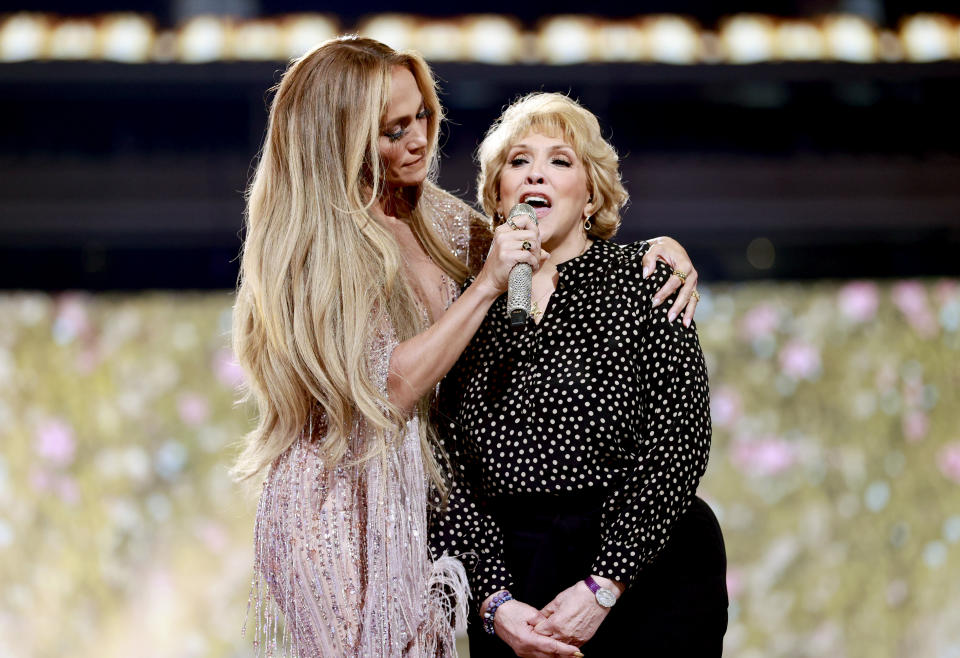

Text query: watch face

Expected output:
[596,589,617,608]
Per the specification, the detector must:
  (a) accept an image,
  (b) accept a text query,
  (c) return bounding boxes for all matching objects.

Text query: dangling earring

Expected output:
[584,216,593,231]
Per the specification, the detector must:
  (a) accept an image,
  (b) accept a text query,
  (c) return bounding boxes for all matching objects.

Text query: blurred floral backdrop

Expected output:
[0,280,958,658]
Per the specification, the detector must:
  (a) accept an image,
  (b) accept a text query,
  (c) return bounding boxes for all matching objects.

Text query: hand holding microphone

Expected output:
[505,203,538,327]
[474,203,543,321]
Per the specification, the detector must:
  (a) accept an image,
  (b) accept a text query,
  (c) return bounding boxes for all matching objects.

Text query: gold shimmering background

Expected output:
[0,280,958,657]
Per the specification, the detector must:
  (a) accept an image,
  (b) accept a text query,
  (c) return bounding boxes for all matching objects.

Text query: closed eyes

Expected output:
[384,107,432,142]
[508,155,573,167]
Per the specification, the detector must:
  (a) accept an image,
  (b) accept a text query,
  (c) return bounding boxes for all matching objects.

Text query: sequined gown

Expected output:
[247,184,488,657]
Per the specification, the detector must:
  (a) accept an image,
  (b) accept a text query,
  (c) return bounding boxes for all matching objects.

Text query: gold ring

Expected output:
[672,269,687,282]
[692,289,700,302]
[522,241,532,251]
[506,218,519,230]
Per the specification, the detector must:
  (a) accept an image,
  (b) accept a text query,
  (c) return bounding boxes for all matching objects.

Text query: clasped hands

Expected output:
[489,576,623,658]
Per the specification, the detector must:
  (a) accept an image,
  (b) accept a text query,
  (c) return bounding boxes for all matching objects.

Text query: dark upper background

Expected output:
[1,1,958,289]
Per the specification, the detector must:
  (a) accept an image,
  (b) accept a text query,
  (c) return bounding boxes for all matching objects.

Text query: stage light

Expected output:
[48,18,98,60]
[900,14,957,62]
[100,14,154,63]
[358,14,417,53]
[592,19,646,62]
[177,16,231,63]
[461,15,524,64]
[232,20,284,61]
[822,14,879,63]
[642,15,702,65]
[281,15,338,60]
[413,19,465,62]
[0,13,50,62]
[720,14,776,64]
[537,15,595,64]
[775,20,825,61]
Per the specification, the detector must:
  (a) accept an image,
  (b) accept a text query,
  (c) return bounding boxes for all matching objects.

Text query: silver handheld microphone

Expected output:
[505,203,538,327]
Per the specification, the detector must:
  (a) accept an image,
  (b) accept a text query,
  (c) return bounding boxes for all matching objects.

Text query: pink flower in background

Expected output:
[34,419,77,466]
[29,467,53,492]
[711,387,742,429]
[933,279,958,305]
[56,476,81,505]
[892,281,937,338]
[52,293,92,345]
[779,340,821,380]
[892,281,927,314]
[938,443,960,484]
[837,281,879,323]
[177,393,210,426]
[902,411,929,443]
[212,348,246,390]
[731,435,797,477]
[75,346,101,375]
[740,304,780,341]
[196,520,228,552]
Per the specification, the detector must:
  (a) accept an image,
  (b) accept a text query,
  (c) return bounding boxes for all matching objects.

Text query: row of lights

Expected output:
[2,12,960,65]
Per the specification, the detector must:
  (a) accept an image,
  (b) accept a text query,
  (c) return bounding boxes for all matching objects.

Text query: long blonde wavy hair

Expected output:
[232,36,466,487]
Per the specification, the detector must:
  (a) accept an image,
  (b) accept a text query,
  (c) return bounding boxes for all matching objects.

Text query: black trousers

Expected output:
[467,493,728,657]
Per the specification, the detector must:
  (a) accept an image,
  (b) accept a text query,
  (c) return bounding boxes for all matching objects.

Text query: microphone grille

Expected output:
[508,203,537,224]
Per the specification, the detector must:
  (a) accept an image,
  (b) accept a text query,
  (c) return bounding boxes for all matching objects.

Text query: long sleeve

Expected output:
[429,400,515,609]
[590,259,712,587]
[423,239,712,604]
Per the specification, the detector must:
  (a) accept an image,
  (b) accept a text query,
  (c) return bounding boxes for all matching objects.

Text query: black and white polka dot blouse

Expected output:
[429,239,712,605]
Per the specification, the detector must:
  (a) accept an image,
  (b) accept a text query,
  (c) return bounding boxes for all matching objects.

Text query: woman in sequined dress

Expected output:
[231,37,703,657]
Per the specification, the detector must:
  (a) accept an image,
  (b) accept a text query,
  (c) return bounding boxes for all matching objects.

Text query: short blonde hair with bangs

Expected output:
[477,92,629,240]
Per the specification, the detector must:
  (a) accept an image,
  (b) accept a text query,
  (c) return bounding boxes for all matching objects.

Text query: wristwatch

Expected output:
[583,575,617,608]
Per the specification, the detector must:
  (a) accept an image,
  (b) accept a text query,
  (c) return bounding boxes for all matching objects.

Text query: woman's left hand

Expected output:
[642,236,700,327]
[532,581,610,647]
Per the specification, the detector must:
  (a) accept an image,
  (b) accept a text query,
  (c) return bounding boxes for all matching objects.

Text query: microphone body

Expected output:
[505,203,537,327]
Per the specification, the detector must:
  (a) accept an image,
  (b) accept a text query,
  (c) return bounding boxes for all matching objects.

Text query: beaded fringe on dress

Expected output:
[242,183,480,657]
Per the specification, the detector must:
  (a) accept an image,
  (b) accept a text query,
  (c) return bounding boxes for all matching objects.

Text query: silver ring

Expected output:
[522,241,532,251]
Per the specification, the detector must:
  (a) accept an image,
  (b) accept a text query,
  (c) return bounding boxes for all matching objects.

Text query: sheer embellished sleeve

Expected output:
[420,181,492,275]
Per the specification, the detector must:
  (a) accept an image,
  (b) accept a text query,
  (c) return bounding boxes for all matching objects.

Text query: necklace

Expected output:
[530,286,554,322]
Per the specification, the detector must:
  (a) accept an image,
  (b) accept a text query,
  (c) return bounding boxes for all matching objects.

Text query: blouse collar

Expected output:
[554,238,616,291]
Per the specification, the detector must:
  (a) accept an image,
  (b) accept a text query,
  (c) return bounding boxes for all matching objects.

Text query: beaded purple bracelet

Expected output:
[482,590,513,635]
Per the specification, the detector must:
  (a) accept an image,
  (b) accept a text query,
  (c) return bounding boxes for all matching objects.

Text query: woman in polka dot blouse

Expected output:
[430,93,728,657]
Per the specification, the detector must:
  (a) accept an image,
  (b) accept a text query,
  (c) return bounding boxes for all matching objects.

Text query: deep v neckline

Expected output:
[403,242,455,324]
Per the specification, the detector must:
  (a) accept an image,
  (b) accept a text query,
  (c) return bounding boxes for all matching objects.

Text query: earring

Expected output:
[584,216,593,231]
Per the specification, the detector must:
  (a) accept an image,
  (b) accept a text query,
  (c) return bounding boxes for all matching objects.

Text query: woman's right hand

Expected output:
[493,600,583,658]
[473,214,546,297]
